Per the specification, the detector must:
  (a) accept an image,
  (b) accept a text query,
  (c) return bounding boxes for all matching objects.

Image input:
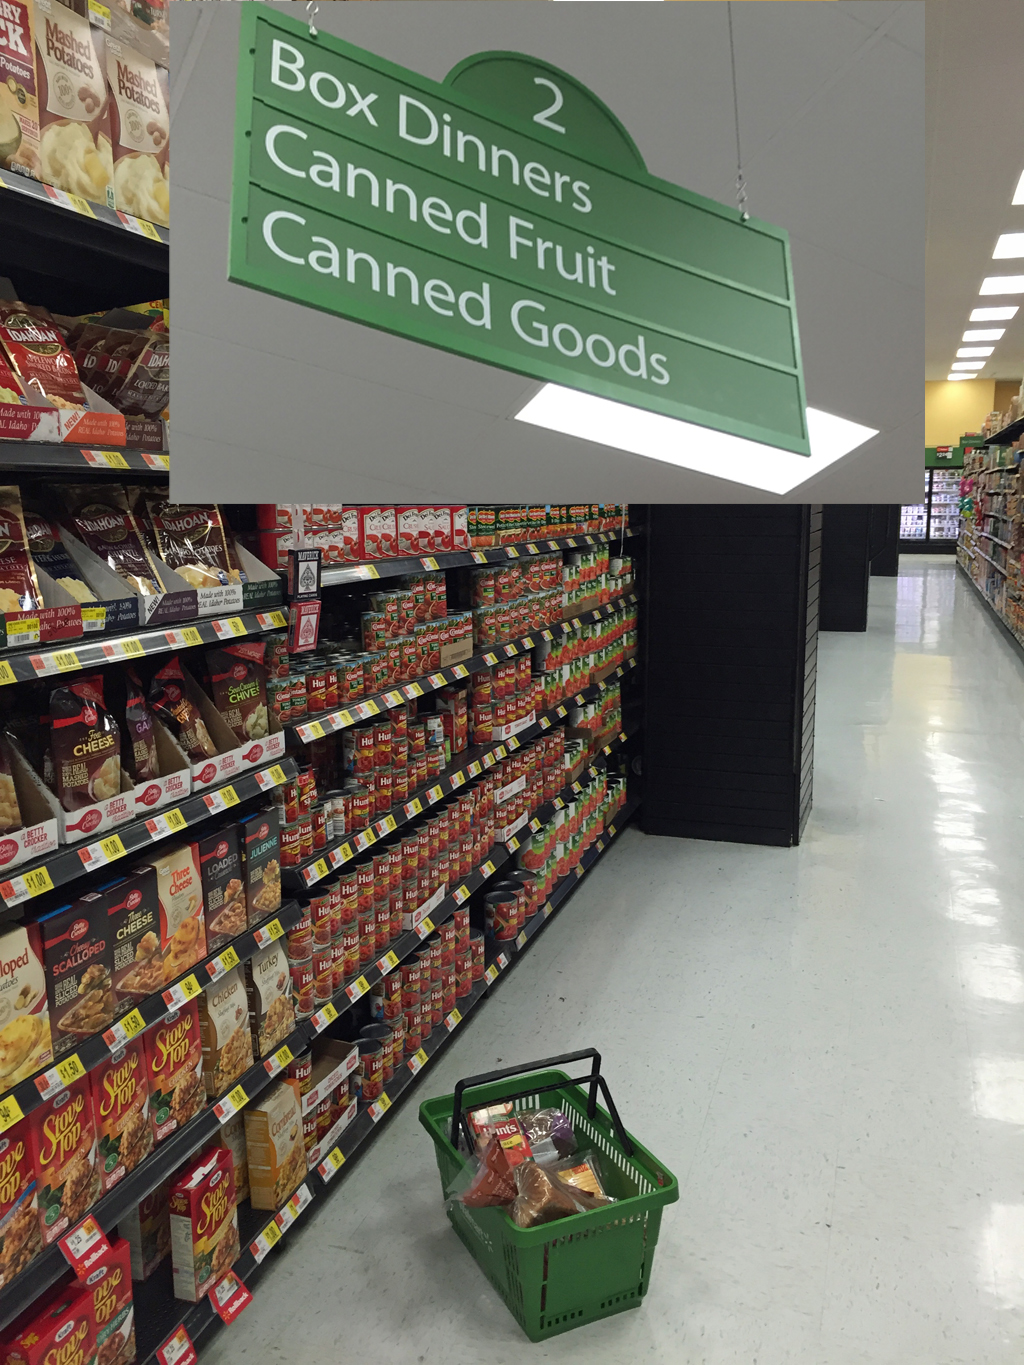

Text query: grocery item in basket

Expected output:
[509,1160,580,1228]
[0,305,88,409]
[168,1144,239,1303]
[0,486,42,615]
[105,34,169,228]
[58,485,165,596]
[148,659,217,761]
[145,501,243,589]
[23,510,96,604]
[206,642,268,745]
[118,1177,171,1281]
[145,842,206,982]
[197,966,253,1098]
[243,1077,305,1210]
[551,1151,613,1211]
[460,1117,539,1209]
[50,673,121,811]
[39,898,115,1059]
[3,1279,97,1365]
[0,735,24,834]
[92,1037,153,1192]
[26,1071,102,1246]
[0,923,53,1092]
[518,1108,577,1162]
[198,826,246,952]
[33,0,114,208]
[0,1113,42,1287]
[81,1236,134,1365]
[144,1000,205,1142]
[244,938,294,1057]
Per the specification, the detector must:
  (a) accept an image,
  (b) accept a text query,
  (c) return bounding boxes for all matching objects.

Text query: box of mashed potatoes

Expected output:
[0,0,169,228]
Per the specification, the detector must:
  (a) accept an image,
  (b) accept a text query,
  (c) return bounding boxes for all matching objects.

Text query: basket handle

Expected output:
[449,1049,635,1157]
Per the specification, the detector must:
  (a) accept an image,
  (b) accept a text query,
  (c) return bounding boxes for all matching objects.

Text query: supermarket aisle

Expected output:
[205,556,1024,1365]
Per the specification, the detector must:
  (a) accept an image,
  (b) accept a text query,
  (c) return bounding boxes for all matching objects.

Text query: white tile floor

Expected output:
[203,556,1024,1364]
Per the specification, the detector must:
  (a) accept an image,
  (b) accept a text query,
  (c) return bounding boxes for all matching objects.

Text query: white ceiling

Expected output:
[926,0,1024,382]
[171,0,923,504]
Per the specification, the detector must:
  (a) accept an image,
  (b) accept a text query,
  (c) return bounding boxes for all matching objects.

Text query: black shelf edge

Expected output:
[281,658,638,893]
[318,526,640,587]
[0,445,168,476]
[287,593,638,744]
[0,757,300,909]
[0,607,288,680]
[134,795,640,1365]
[0,171,168,249]
[980,417,1024,447]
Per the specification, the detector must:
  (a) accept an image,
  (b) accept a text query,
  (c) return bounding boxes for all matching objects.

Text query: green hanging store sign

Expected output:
[230,5,810,456]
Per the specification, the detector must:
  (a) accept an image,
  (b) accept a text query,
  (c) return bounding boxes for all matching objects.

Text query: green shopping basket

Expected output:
[419,1049,678,1342]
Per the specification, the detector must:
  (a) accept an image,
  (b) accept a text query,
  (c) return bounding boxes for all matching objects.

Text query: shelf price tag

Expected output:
[420,556,439,570]
[0,661,15,687]
[210,1270,252,1324]
[161,975,201,1010]
[318,1147,345,1182]
[143,807,186,841]
[58,1215,112,1280]
[377,814,397,835]
[103,1008,145,1050]
[444,1008,463,1031]
[415,917,434,939]
[376,950,400,974]
[252,919,283,948]
[213,1084,248,1123]
[249,1218,283,1264]
[0,864,54,906]
[263,1044,294,1079]
[516,931,527,949]
[156,1327,196,1365]
[505,546,519,558]
[281,1183,313,1222]
[345,975,370,1002]
[480,860,496,877]
[310,1001,338,1033]
[407,1047,429,1075]
[0,1095,24,1133]
[484,964,499,984]
[467,761,482,778]
[426,784,443,804]
[403,682,424,699]
[452,885,469,905]
[449,771,465,789]
[34,1053,86,1100]
[254,763,288,791]
[451,664,470,679]
[405,797,423,817]
[543,903,553,919]
[471,551,489,564]
[368,1092,392,1122]
[427,672,446,689]
[206,945,240,983]
[496,953,509,969]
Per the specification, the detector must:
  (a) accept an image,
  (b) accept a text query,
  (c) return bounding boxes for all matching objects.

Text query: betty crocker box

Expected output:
[168,1145,240,1303]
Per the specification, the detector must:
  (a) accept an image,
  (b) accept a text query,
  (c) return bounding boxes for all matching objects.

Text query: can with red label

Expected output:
[277,781,300,825]
[330,937,345,992]
[389,887,403,942]
[289,678,308,720]
[401,833,419,881]
[400,959,421,1008]
[338,866,358,913]
[297,814,314,862]
[442,969,457,1015]
[309,893,332,945]
[280,820,302,868]
[404,1001,423,1052]
[296,765,317,809]
[374,897,391,953]
[429,980,443,1030]
[440,919,457,969]
[287,1050,313,1094]
[392,766,409,807]
[312,944,333,1000]
[375,766,393,817]
[345,780,370,832]
[470,929,485,979]
[337,656,363,703]
[360,1023,393,1082]
[342,919,360,978]
[303,1107,319,1152]
[285,910,312,961]
[452,905,469,945]
[290,960,315,1017]
[358,1037,384,1102]
[356,861,375,916]
[456,949,473,998]
[358,906,375,966]
[311,804,327,849]
[373,720,393,765]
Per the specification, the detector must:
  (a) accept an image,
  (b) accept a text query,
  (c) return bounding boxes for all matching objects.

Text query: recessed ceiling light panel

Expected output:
[963,329,1005,341]
[980,277,1024,295]
[951,361,986,370]
[1013,168,1024,206]
[993,234,1024,259]
[971,306,1019,321]
[957,347,995,358]
[947,373,975,381]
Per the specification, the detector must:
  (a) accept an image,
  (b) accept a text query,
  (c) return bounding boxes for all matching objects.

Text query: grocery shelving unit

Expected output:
[956,437,1024,652]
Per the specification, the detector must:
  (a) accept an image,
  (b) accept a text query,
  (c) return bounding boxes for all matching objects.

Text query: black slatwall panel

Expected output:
[641,505,817,848]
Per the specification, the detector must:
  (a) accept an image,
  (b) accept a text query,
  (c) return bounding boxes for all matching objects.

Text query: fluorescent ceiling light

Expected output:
[963,329,1005,341]
[957,346,995,358]
[513,384,877,496]
[971,306,1019,321]
[947,373,975,381]
[951,361,986,370]
[980,276,1024,295]
[1013,168,1024,205]
[994,234,1024,259]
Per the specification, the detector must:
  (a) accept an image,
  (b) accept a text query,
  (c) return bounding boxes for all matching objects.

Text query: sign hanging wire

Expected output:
[727,2,749,222]
[306,1,319,37]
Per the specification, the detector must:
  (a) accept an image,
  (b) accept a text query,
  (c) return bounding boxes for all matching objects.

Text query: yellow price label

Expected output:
[0,662,15,687]
[326,1147,345,1171]
[319,1002,338,1025]
[177,974,201,1001]
[273,1045,294,1068]
[449,1008,463,1026]
[355,975,370,995]
[227,1083,248,1109]
[164,808,186,831]
[220,786,240,807]
[53,650,79,672]
[264,919,283,941]
[421,556,439,570]
[381,815,396,834]
[407,798,423,816]
[55,1053,85,1086]
[420,917,434,934]
[23,867,54,897]
[406,683,423,697]
[218,946,240,972]
[314,859,329,879]
[269,611,287,628]
[102,448,129,467]
[0,1096,24,1133]
[481,861,495,876]
[261,1220,282,1248]
[364,700,380,717]
[267,765,287,784]
[414,1048,428,1066]
[506,546,520,557]
[181,627,202,647]
[382,950,399,970]
[227,618,246,637]
[120,1008,145,1038]
[135,217,161,240]
[100,833,126,861]
[375,1093,392,1114]
[119,637,144,657]
[307,721,325,740]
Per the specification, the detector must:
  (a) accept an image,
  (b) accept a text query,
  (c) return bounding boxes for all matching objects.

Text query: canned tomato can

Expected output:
[429,981,443,1029]
[484,889,518,940]
[405,1002,423,1050]
[386,846,402,892]
[311,804,327,849]
[452,905,469,944]
[389,888,403,941]
[280,820,302,867]
[440,919,456,968]
[297,814,314,861]
[289,678,308,720]
[401,834,419,880]
[358,906,375,965]
[277,780,300,824]
[459,834,474,879]
[310,893,332,943]
[470,929,485,979]
[360,1022,393,1081]
[392,767,409,806]
[345,780,370,831]
[287,1049,313,1093]
[373,720,393,764]
[285,914,312,961]
[375,766,393,816]
[303,1108,319,1151]
[315,1094,332,1140]
[290,960,315,1017]
[312,946,333,1001]
[331,938,345,991]
[338,867,358,913]
[342,920,360,977]
[456,952,473,998]
[400,959,421,1007]
[372,849,390,888]
[306,663,327,715]
[297,765,317,809]
[374,898,391,952]
[358,1038,384,1101]
[442,969,457,1014]
[356,861,375,914]
[326,791,346,837]
[323,663,338,711]
[417,824,430,868]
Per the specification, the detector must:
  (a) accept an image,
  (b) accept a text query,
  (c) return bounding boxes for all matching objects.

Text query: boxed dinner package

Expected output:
[118,1177,170,1282]
[196,967,253,1099]
[213,1114,248,1204]
[168,1145,239,1304]
[91,1036,152,1194]
[0,0,39,183]
[143,999,204,1143]
[97,867,161,1017]
[197,826,245,955]
[0,922,53,1097]
[243,1077,305,1211]
[81,1236,134,1365]
[0,1112,42,1288]
[239,808,280,929]
[25,1071,102,1247]
[205,643,268,746]
[39,899,114,1060]
[244,939,294,1059]
[145,842,206,982]
[33,0,114,209]
[104,33,169,228]
[3,1279,97,1365]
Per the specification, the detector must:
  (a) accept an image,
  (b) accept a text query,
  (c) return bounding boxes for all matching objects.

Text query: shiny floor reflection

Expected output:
[201,556,1023,1364]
